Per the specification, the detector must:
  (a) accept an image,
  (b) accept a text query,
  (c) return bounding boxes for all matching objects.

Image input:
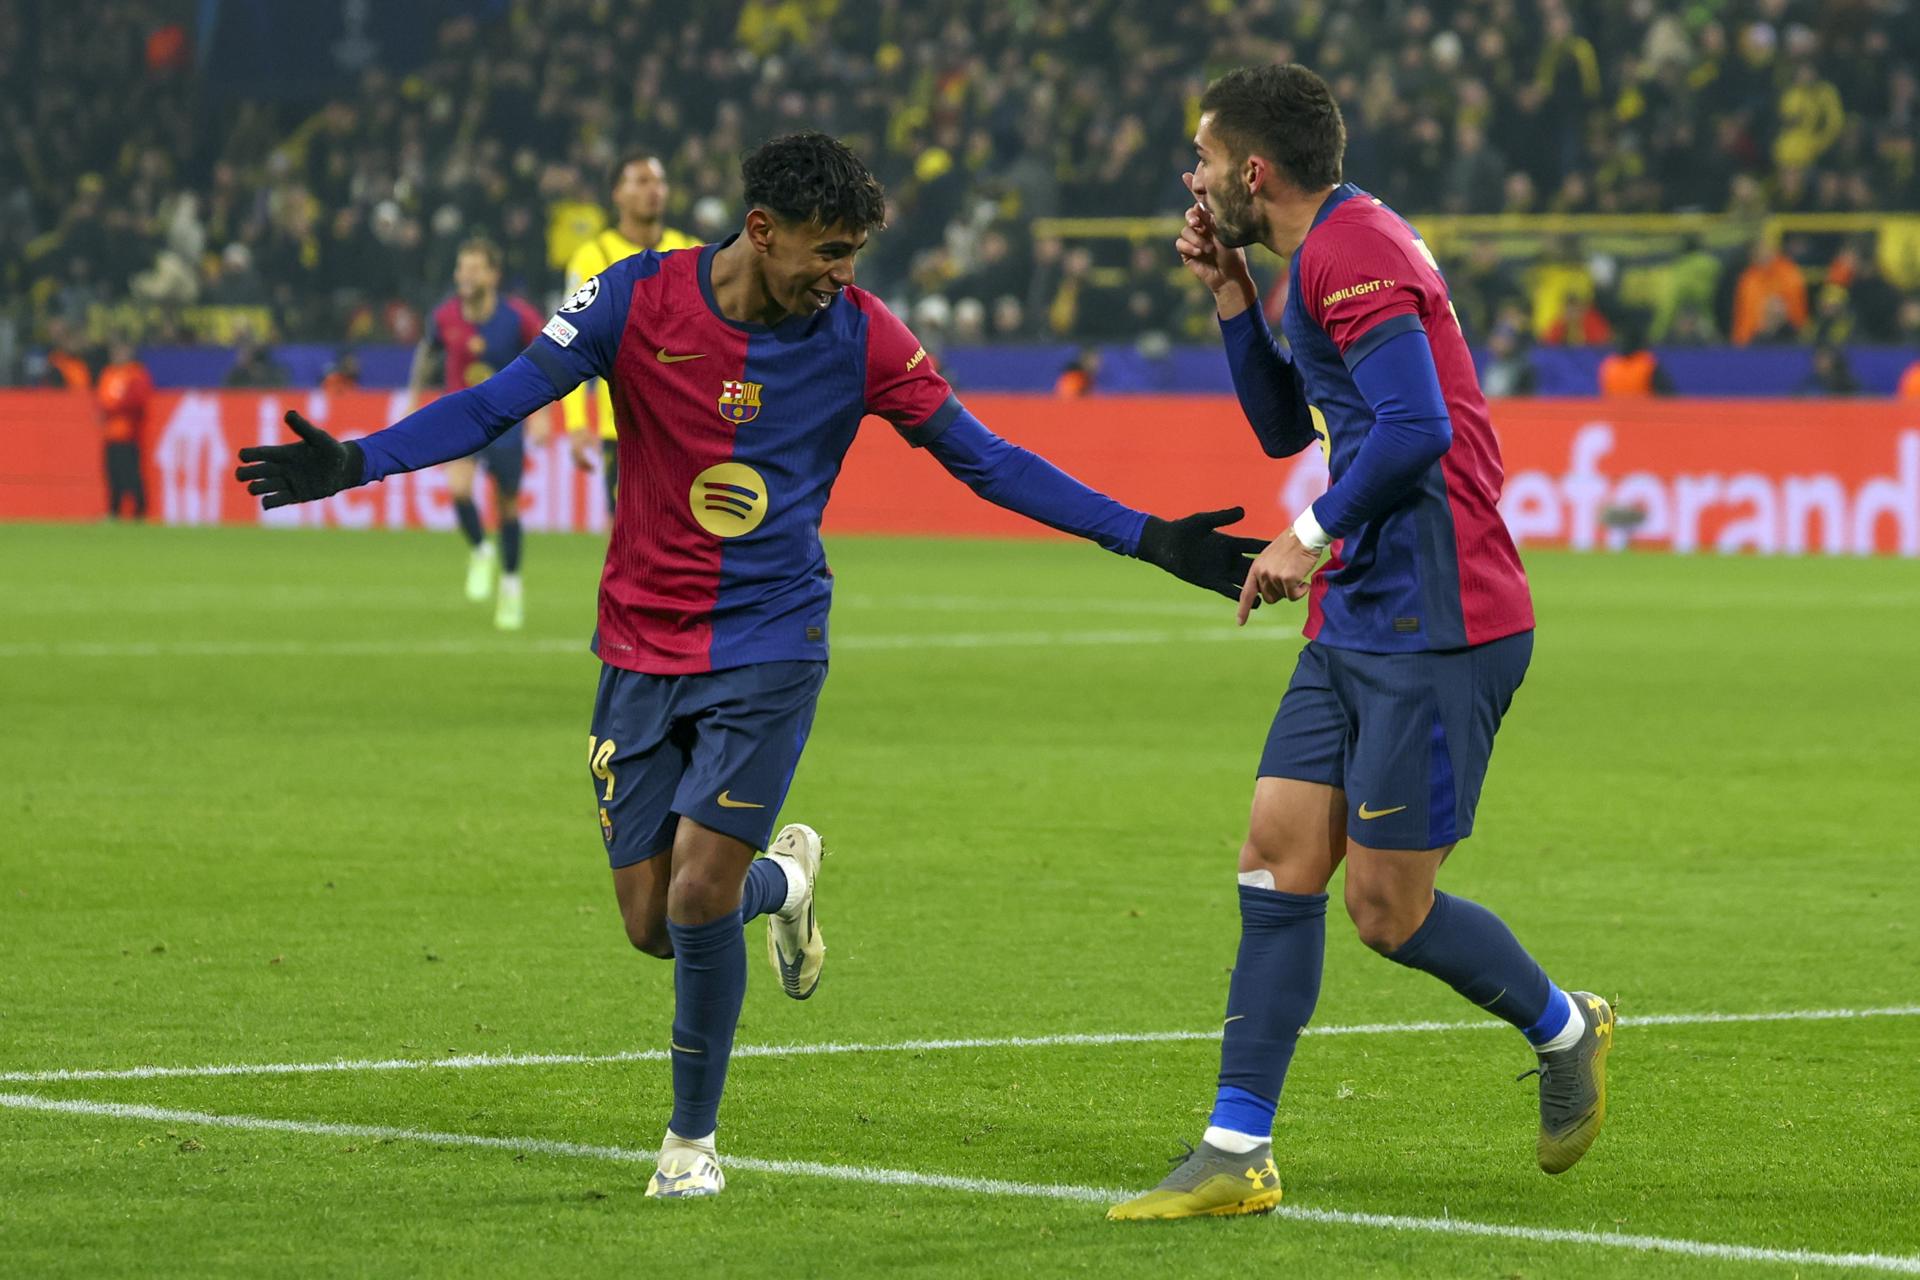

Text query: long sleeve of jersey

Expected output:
[923,405,1147,555]
[358,356,560,483]
[1219,306,1318,458]
[1307,326,1453,538]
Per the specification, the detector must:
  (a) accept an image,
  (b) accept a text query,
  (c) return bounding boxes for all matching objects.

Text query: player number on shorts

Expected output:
[589,735,617,802]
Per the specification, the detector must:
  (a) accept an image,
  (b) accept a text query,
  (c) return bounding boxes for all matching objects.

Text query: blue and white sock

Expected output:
[739,858,791,922]
[1205,878,1328,1153]
[1387,891,1580,1051]
[666,910,748,1140]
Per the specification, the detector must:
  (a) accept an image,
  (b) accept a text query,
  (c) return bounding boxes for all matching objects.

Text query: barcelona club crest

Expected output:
[717,380,763,424]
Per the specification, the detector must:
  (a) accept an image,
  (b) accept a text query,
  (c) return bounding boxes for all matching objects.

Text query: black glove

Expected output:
[1135,506,1268,601]
[234,411,364,509]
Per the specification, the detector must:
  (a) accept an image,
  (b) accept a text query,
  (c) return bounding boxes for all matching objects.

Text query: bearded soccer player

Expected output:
[562,151,701,512]
[1108,65,1613,1222]
[409,237,554,629]
[236,131,1263,1200]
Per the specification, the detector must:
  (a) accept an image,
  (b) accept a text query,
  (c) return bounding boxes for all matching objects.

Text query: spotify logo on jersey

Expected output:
[690,463,769,537]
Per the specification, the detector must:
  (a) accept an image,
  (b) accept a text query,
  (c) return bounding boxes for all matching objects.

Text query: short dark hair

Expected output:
[1199,64,1346,190]
[457,235,501,268]
[609,150,661,194]
[740,131,887,233]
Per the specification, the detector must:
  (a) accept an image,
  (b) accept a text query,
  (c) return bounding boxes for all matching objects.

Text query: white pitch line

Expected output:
[4,1003,1914,1086]
[2,1092,1914,1275]
[0,625,1290,661]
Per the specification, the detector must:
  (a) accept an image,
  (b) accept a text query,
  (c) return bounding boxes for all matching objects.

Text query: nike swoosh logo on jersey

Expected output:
[1357,803,1408,820]
[716,791,764,809]
[656,348,707,363]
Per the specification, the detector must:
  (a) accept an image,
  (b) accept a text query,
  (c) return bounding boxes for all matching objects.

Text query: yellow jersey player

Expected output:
[562,151,701,512]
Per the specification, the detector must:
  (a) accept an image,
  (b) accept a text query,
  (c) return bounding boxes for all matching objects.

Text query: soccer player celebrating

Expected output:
[236,132,1262,1200]
[1107,65,1613,1221]
[408,236,554,630]
[561,152,701,513]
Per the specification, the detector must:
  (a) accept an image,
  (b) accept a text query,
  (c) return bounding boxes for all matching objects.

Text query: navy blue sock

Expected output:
[1388,891,1569,1043]
[498,517,523,573]
[666,910,747,1138]
[1211,885,1328,1139]
[739,858,789,922]
[452,497,485,547]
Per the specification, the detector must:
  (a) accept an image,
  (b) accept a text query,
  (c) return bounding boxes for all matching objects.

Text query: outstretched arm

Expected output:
[921,404,1264,600]
[235,357,561,507]
[238,259,638,508]
[862,289,1263,599]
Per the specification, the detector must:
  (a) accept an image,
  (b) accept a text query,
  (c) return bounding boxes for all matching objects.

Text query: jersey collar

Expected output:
[1308,182,1365,232]
[697,236,820,336]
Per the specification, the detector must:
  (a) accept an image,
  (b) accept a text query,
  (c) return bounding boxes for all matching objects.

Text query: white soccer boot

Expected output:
[764,822,825,1000]
[646,1130,725,1199]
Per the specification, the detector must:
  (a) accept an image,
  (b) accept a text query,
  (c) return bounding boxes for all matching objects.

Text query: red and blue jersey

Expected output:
[528,241,958,675]
[1283,184,1533,652]
[427,294,545,393]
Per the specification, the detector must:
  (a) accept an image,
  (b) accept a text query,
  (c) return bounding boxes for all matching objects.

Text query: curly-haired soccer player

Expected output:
[236,131,1265,1200]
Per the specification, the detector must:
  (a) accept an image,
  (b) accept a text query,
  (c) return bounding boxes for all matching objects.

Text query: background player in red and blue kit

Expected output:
[1109,66,1614,1221]
[236,132,1262,1200]
[407,237,551,630]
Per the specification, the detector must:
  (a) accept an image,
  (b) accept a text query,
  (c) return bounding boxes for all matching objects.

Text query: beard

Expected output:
[1208,185,1266,250]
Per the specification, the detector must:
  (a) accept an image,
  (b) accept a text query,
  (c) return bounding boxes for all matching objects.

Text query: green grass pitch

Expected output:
[2,524,1917,1278]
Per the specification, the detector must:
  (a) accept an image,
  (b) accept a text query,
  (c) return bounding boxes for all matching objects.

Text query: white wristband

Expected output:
[1291,504,1331,552]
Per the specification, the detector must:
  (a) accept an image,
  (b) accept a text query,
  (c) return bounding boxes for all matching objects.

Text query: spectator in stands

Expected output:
[95,337,152,520]
[53,258,104,332]
[1747,294,1802,344]
[1731,239,1809,344]
[39,318,94,391]
[1650,236,1723,342]
[1800,345,1861,397]
[208,243,269,307]
[5,0,1918,355]
[1449,240,1524,339]
[1481,314,1538,397]
[1775,60,1845,171]
[1833,242,1904,341]
[321,350,361,396]
[951,298,987,345]
[1544,293,1612,346]
[991,295,1028,340]
[1055,348,1099,398]
[1810,283,1854,347]
[1896,298,1920,346]
[224,328,290,388]
[1443,123,1508,215]
[1597,323,1674,397]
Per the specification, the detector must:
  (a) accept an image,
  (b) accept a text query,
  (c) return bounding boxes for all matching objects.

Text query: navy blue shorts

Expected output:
[478,424,525,499]
[1258,631,1532,851]
[587,660,827,867]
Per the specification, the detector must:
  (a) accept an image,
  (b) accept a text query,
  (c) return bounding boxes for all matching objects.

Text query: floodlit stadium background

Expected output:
[3,1,1919,532]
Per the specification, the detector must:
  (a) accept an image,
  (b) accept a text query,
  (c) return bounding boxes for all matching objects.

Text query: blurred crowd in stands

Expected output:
[4,0,1919,389]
